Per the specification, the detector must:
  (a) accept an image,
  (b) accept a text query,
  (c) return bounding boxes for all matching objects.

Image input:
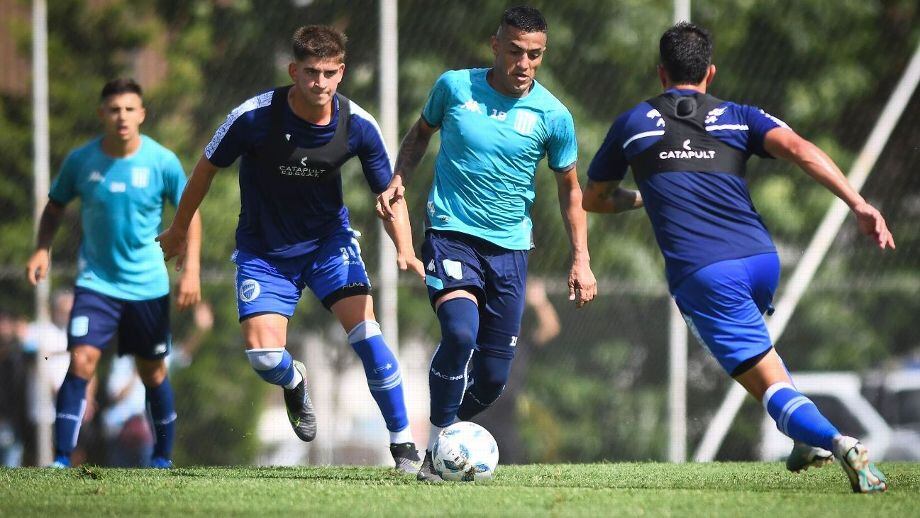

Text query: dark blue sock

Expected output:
[457,348,514,421]
[764,383,839,451]
[54,372,89,459]
[430,298,479,427]
[146,377,177,460]
[348,321,408,432]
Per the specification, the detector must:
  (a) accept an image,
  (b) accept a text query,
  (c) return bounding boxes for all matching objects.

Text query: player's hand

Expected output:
[156,225,188,263]
[175,269,201,311]
[26,249,51,286]
[568,260,597,308]
[853,202,895,250]
[397,253,425,280]
[375,175,405,221]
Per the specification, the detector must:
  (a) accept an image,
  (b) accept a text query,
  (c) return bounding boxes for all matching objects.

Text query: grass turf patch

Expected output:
[2,462,917,516]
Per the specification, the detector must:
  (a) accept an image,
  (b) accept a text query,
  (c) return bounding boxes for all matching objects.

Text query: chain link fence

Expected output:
[0,0,917,466]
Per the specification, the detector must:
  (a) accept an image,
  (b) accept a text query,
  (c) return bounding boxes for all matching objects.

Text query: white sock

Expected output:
[389,427,414,445]
[285,368,303,390]
[427,424,445,452]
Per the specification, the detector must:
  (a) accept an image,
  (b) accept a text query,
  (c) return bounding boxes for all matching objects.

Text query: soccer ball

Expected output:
[432,421,499,481]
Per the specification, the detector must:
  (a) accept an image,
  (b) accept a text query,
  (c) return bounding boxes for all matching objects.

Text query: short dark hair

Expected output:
[100,78,143,101]
[500,5,547,34]
[659,22,712,84]
[292,25,347,62]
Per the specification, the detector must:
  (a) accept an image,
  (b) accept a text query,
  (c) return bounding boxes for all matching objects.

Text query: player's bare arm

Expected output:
[555,166,597,308]
[381,191,425,279]
[582,179,644,214]
[174,211,202,310]
[764,127,895,250]
[25,200,66,285]
[157,156,220,261]
[376,117,438,221]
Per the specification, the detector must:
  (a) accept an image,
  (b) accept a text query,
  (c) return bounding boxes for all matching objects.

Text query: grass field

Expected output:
[3,462,918,516]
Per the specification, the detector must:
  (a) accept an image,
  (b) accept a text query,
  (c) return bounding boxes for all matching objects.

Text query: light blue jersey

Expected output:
[422,68,578,250]
[49,135,186,300]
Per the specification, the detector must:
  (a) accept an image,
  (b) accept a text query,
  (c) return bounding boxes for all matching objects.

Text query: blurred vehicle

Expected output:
[759,371,920,462]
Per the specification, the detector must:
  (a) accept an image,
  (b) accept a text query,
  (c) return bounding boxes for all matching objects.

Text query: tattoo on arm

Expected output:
[394,121,433,184]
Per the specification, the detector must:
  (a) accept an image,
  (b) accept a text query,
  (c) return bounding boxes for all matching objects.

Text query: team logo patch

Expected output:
[131,167,150,188]
[70,316,89,337]
[239,279,261,302]
[513,110,538,135]
[442,259,463,280]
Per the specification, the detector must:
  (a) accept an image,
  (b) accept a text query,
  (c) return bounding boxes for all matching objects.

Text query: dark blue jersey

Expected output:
[588,88,787,288]
[205,90,392,258]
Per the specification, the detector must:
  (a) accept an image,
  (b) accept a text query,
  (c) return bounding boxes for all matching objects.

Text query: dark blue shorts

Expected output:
[233,228,371,320]
[422,230,528,352]
[672,253,780,376]
[67,287,171,359]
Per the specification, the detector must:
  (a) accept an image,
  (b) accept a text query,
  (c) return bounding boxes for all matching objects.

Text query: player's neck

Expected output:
[288,88,334,125]
[665,82,707,94]
[100,134,142,158]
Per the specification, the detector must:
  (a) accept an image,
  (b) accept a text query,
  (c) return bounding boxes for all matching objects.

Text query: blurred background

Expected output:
[0,0,918,468]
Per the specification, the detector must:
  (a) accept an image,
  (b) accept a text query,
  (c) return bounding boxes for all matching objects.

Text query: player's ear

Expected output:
[705,64,716,87]
[288,62,297,82]
[490,34,500,56]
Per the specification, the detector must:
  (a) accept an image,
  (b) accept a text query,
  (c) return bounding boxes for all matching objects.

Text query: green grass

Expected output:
[2,462,918,516]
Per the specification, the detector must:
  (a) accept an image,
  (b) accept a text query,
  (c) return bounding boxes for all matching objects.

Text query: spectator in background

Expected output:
[102,356,153,467]
[23,290,74,464]
[0,312,28,466]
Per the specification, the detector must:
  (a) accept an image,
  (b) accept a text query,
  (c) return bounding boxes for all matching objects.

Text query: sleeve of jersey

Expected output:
[546,110,578,172]
[587,115,629,182]
[161,151,188,207]
[204,107,255,168]
[420,72,452,128]
[350,110,394,194]
[48,152,78,205]
[744,105,790,158]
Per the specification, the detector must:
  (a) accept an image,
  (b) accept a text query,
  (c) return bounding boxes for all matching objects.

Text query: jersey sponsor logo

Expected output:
[70,316,89,337]
[153,342,168,355]
[513,110,538,135]
[658,139,715,160]
[131,167,150,188]
[278,164,325,178]
[109,182,127,193]
[299,156,310,166]
[442,259,463,280]
[239,279,261,302]
[88,171,104,183]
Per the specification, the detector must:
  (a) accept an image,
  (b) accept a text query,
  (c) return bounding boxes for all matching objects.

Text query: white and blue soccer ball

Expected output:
[432,421,499,481]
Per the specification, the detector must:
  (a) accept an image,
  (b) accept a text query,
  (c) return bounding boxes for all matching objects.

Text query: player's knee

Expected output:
[68,346,101,378]
[437,298,479,348]
[136,358,168,387]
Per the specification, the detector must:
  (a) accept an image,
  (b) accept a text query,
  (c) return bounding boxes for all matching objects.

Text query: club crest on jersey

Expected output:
[659,139,715,160]
[131,167,150,188]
